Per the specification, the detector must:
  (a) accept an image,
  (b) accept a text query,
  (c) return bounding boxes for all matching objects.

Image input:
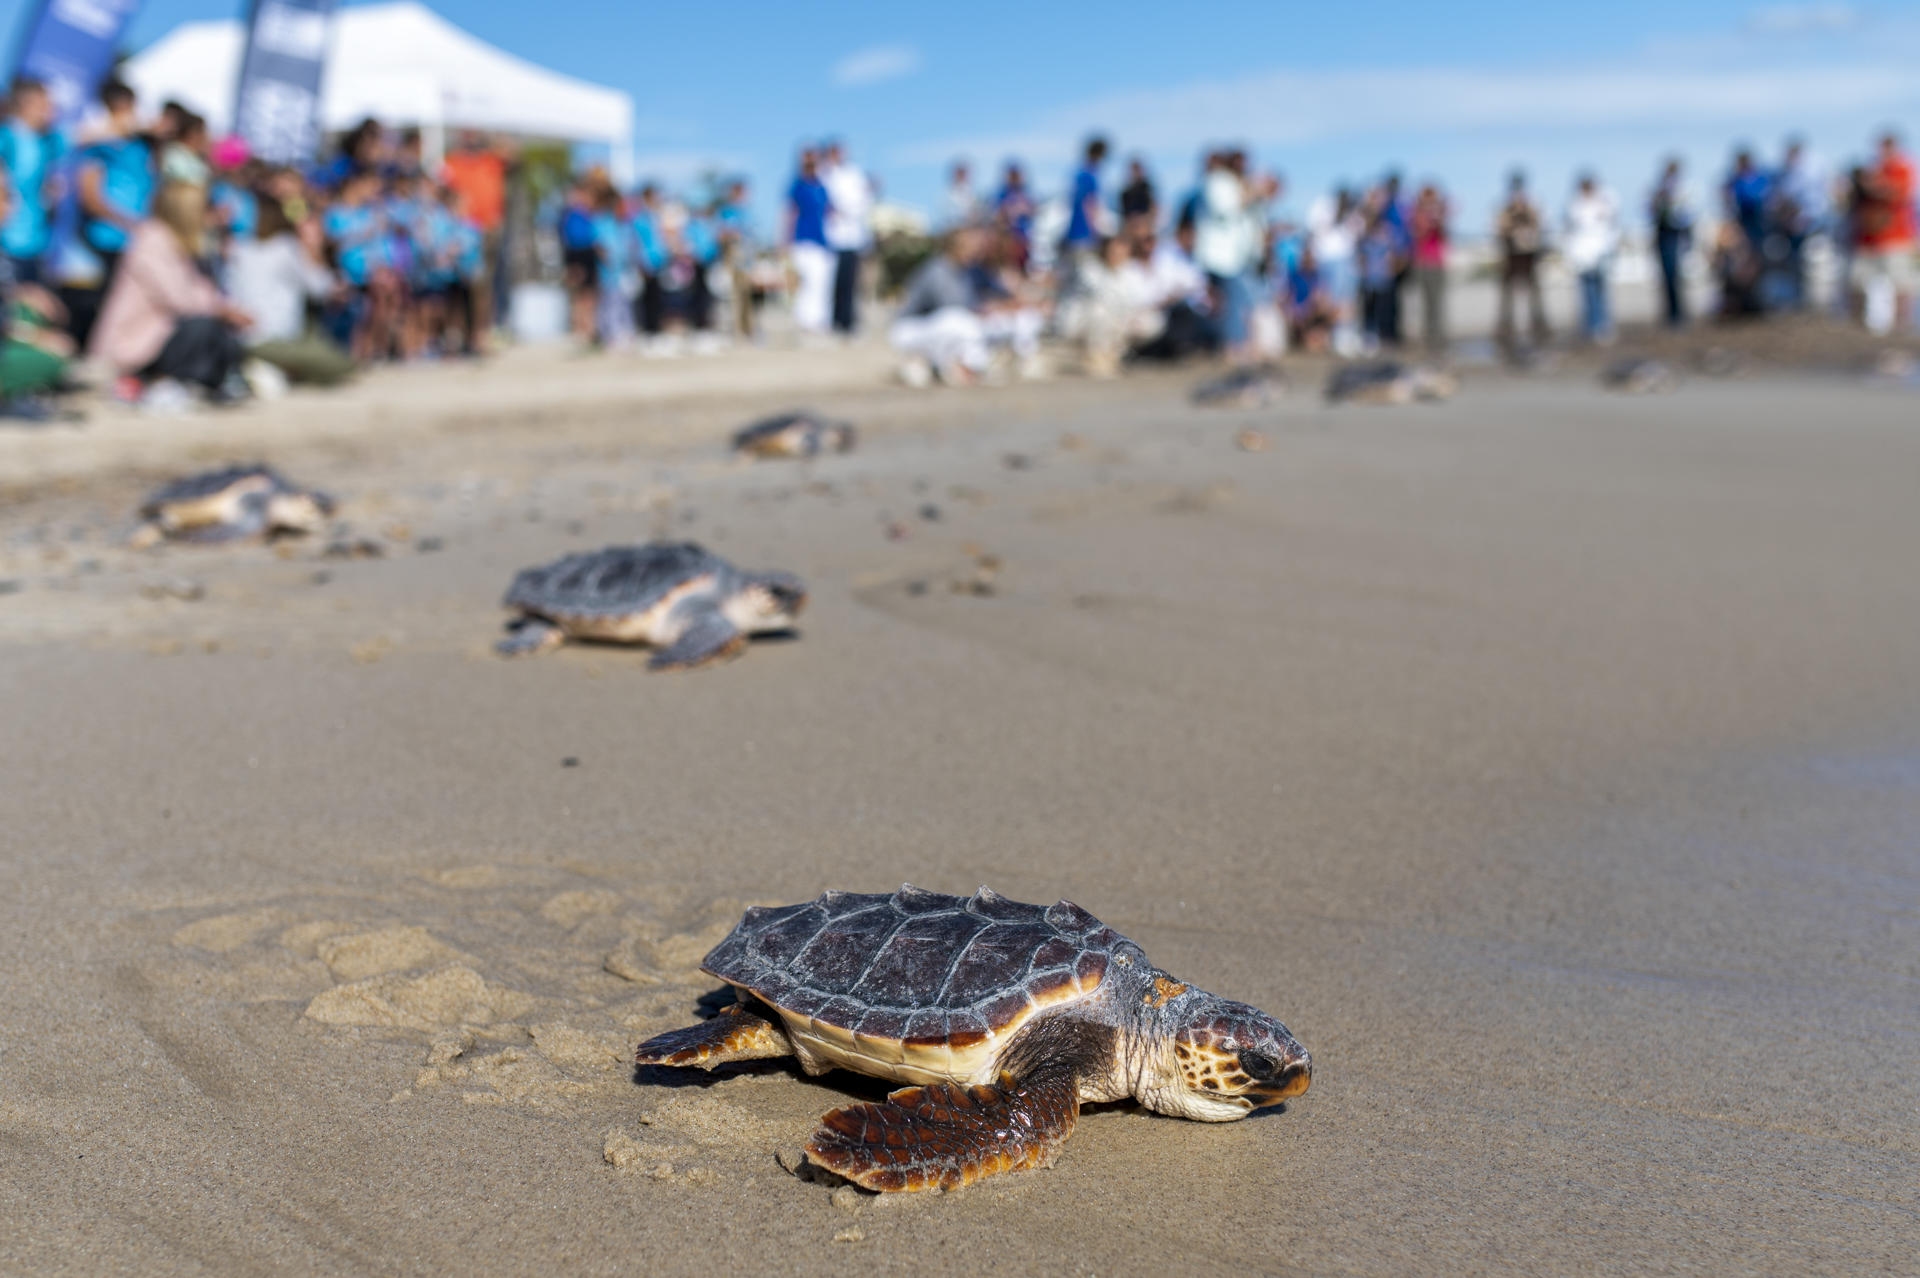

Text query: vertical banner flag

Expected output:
[8,0,145,127]
[232,0,337,164]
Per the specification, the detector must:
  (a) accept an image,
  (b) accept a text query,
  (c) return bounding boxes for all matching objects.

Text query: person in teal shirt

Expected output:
[76,81,155,284]
[0,78,66,283]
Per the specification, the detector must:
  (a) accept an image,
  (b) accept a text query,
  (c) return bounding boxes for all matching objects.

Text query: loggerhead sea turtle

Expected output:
[1600,356,1678,393]
[731,411,857,459]
[496,541,805,668]
[634,885,1312,1191]
[1191,364,1286,408]
[130,464,334,547]
[1325,360,1456,405]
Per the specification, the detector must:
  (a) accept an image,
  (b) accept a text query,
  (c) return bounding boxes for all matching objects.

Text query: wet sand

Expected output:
[2,356,1916,1274]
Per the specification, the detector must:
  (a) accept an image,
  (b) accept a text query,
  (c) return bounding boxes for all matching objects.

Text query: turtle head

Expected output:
[1145,995,1311,1121]
[737,571,807,631]
[265,490,334,534]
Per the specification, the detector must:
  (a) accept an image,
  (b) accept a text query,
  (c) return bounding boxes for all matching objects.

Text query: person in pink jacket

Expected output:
[90,180,252,399]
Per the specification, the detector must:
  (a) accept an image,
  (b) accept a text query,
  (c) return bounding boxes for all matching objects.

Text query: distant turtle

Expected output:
[130,464,334,548]
[1600,357,1678,393]
[496,541,805,668]
[732,411,856,459]
[1325,360,1456,404]
[635,885,1311,1192]
[1191,365,1285,408]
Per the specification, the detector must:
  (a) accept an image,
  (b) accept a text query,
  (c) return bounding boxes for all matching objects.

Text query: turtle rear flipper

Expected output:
[648,608,745,671]
[635,1004,791,1068]
[805,1066,1079,1192]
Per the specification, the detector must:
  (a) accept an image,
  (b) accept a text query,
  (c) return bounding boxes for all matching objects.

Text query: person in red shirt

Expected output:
[1410,184,1449,353]
[441,131,508,341]
[1854,131,1915,330]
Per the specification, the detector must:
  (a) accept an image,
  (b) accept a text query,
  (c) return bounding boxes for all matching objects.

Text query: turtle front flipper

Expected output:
[648,607,745,671]
[635,1004,793,1068]
[496,617,564,657]
[805,1066,1079,1192]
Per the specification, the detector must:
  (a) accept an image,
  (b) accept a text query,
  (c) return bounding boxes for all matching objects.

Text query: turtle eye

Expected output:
[1237,1051,1277,1081]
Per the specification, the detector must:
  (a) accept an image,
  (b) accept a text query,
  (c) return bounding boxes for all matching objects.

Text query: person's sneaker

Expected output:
[897,356,933,389]
[138,379,195,415]
[242,358,289,400]
[211,370,255,405]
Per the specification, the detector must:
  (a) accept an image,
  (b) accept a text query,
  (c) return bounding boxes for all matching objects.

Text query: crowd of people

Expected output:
[888,128,1915,384]
[0,64,1914,417]
[0,77,509,417]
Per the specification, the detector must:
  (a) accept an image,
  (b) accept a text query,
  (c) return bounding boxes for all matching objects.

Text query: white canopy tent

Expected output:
[123,1,633,180]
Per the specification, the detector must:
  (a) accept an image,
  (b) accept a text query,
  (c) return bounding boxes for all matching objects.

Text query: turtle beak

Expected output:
[1246,1051,1311,1107]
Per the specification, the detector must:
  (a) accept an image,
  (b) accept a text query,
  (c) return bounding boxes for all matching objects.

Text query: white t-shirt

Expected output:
[823,162,874,251]
[1307,195,1357,265]
[1146,241,1207,309]
[1195,170,1258,277]
[1563,189,1620,272]
[226,234,336,344]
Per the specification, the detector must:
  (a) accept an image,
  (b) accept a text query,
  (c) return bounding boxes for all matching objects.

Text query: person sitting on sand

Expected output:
[225,195,354,386]
[89,180,253,403]
[1284,243,1338,353]
[889,225,1042,386]
[1060,232,1161,378]
[0,181,73,419]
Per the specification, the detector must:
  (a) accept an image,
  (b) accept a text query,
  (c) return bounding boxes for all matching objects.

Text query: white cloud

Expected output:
[1745,3,1868,34]
[898,61,1920,168]
[830,44,922,89]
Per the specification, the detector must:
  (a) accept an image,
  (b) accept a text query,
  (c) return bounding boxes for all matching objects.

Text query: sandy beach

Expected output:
[2,340,1917,1275]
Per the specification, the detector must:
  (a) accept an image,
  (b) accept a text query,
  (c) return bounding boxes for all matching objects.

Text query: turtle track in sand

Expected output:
[131,865,800,1185]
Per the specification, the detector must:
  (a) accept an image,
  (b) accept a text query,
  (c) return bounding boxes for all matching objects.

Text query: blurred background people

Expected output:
[1495,170,1549,349]
[942,161,979,231]
[1564,172,1622,344]
[226,193,352,385]
[90,181,251,400]
[1852,131,1914,334]
[821,139,873,336]
[0,77,63,286]
[786,148,832,336]
[1649,157,1694,327]
[1410,183,1449,353]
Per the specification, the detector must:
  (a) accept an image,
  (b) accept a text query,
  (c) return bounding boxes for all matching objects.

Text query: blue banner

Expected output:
[8,0,145,128]
[232,0,336,165]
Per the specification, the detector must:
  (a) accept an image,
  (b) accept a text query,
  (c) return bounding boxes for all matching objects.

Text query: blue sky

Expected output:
[22,0,1920,230]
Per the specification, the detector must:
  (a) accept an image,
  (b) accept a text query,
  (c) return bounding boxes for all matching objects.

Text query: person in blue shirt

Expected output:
[786,149,833,333]
[630,183,671,335]
[590,185,635,347]
[1355,203,1405,353]
[1063,135,1109,255]
[0,78,66,284]
[434,183,485,356]
[76,81,155,289]
[1725,149,1771,255]
[323,170,398,360]
[994,163,1036,272]
[558,180,598,341]
[1769,138,1824,311]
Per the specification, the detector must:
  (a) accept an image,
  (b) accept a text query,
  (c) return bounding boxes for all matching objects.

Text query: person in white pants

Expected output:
[786,148,835,334]
[890,226,1042,383]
